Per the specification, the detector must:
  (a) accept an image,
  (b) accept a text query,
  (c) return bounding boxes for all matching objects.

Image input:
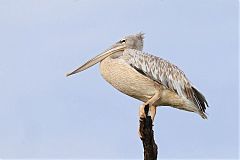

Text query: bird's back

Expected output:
[122,49,208,118]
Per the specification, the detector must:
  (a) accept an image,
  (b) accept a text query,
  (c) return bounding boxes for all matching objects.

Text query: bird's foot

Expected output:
[139,104,156,139]
[139,104,151,118]
[139,104,156,122]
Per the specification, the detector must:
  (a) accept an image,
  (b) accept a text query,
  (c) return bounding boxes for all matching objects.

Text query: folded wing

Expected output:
[123,49,208,113]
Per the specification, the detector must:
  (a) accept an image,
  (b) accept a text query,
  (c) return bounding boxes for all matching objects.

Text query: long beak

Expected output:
[66,45,125,77]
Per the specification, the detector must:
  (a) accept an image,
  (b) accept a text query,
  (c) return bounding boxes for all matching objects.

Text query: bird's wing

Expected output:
[122,49,208,113]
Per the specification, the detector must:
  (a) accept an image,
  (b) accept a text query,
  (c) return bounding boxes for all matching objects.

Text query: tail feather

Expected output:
[191,86,209,119]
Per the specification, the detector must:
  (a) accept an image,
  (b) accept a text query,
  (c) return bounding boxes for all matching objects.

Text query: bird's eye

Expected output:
[120,39,126,43]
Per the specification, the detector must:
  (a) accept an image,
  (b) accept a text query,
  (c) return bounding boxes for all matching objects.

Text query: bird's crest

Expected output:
[136,32,145,41]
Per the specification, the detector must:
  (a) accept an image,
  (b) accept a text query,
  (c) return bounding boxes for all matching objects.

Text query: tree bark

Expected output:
[139,105,158,160]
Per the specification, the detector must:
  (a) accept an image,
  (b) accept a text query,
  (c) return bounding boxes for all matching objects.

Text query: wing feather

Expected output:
[123,49,208,113]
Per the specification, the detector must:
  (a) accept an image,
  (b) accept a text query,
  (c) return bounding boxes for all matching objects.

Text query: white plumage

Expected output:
[67,33,208,120]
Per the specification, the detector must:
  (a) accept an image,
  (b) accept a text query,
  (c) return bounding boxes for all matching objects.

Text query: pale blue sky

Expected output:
[0,0,238,159]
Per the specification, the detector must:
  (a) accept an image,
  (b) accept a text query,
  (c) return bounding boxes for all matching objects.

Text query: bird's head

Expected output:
[66,33,144,77]
[117,32,144,51]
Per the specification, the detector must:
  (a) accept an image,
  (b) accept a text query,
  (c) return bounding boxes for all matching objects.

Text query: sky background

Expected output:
[0,0,238,159]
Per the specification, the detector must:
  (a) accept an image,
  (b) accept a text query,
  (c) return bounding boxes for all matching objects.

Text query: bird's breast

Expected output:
[100,57,158,102]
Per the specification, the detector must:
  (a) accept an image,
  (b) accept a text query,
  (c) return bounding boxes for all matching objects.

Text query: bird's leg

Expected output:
[139,105,156,122]
[139,92,160,121]
[139,103,147,119]
[138,105,157,138]
[138,92,160,138]
[149,105,156,122]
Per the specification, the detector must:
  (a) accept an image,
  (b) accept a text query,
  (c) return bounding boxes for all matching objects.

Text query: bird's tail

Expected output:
[199,111,208,119]
[191,86,209,119]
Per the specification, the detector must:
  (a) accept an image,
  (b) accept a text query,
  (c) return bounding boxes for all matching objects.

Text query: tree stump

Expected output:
[139,104,158,160]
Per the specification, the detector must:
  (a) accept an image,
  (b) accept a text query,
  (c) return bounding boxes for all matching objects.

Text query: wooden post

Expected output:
[139,104,158,160]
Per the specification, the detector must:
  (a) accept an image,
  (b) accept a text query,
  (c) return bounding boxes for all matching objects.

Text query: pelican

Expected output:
[66,33,208,121]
